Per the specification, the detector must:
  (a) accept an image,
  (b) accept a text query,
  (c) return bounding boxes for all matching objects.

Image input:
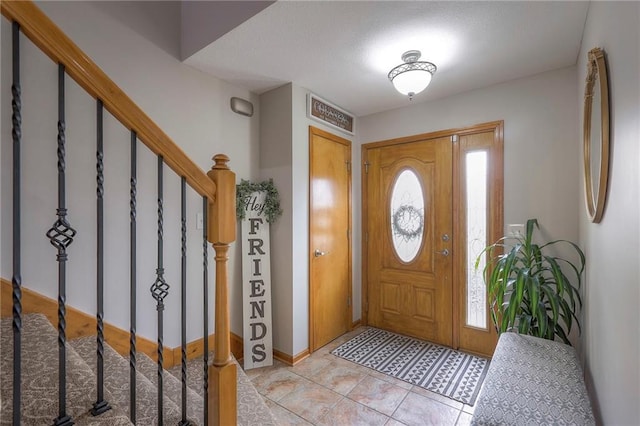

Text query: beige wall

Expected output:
[4,9,638,420]
[356,66,581,327]
[259,83,294,354]
[0,1,260,347]
[291,85,354,355]
[263,67,582,356]
[259,84,354,356]
[577,2,640,424]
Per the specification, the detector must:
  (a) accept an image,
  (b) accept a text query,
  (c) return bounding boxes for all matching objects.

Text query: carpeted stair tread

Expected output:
[1,313,276,425]
[135,349,204,424]
[168,354,278,426]
[235,359,279,426]
[168,356,207,399]
[70,335,184,425]
[71,406,132,425]
[0,314,131,425]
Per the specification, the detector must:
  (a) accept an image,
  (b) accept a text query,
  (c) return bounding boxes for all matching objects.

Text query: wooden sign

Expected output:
[241,191,273,369]
[308,94,355,135]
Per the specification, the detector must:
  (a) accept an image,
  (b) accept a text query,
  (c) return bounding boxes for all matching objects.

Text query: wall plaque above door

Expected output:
[308,94,355,135]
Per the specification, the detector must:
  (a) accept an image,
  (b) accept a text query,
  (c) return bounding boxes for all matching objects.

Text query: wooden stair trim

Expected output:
[1,278,316,369]
[0,0,216,201]
[0,278,245,367]
[2,2,239,422]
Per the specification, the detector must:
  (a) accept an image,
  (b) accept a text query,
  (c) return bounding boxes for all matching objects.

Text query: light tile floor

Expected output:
[242,328,476,425]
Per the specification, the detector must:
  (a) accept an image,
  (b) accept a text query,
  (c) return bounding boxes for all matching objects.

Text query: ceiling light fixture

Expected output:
[388,50,437,100]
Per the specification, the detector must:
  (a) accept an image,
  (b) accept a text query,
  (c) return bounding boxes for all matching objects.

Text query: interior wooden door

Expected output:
[365,136,453,346]
[309,126,352,352]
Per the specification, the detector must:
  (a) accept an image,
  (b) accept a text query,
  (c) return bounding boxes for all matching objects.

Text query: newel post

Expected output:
[206,154,237,426]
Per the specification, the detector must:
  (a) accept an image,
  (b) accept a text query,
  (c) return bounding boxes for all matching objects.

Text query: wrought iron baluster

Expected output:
[202,196,209,426]
[129,131,138,424]
[11,20,23,426]
[179,177,191,426]
[92,99,111,416]
[47,63,76,426]
[150,155,169,425]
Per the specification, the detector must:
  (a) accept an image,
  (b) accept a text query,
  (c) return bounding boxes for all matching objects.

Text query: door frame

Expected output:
[361,121,503,355]
[308,125,353,353]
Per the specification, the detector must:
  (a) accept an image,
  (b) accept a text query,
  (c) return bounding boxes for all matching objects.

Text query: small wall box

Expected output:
[230,97,254,117]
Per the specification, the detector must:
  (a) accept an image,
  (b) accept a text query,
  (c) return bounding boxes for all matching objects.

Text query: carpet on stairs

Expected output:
[70,336,186,425]
[1,314,132,425]
[2,313,277,425]
[168,354,278,426]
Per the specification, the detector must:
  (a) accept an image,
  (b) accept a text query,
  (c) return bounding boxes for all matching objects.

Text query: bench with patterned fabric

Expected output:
[471,332,595,425]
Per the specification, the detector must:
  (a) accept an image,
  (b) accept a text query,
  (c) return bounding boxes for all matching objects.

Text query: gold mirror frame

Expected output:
[583,47,610,223]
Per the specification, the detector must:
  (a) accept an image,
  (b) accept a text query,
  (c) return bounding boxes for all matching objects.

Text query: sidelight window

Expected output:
[465,151,488,329]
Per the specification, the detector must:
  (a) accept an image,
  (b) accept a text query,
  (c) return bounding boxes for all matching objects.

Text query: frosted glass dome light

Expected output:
[388,50,437,100]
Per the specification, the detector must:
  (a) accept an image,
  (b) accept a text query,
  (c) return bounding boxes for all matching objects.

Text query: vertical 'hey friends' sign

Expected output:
[241,191,273,369]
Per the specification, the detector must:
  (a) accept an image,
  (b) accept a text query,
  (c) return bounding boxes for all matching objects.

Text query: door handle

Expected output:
[436,248,450,256]
[314,249,327,257]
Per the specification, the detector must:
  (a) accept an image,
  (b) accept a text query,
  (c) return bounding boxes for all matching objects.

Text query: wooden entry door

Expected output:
[309,126,352,352]
[364,136,453,346]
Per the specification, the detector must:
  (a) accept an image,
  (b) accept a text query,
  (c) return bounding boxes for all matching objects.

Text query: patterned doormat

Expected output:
[331,328,489,405]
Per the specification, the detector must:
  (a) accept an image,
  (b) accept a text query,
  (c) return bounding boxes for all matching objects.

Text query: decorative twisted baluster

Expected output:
[179,177,192,426]
[91,99,111,416]
[11,20,23,426]
[47,63,76,426]
[129,131,138,423]
[150,155,169,425]
[202,195,209,426]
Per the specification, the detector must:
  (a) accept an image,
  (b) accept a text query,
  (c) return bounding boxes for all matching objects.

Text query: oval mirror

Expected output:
[583,47,610,223]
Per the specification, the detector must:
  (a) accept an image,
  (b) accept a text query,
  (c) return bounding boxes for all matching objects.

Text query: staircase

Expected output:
[2,1,275,423]
[1,314,277,425]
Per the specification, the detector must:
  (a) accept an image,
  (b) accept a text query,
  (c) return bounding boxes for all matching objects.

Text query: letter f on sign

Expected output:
[249,218,263,235]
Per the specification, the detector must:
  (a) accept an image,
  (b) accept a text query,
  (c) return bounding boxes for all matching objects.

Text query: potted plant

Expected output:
[477,218,585,345]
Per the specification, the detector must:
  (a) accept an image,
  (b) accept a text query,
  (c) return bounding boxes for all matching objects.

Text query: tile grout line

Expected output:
[256,353,388,424]
[343,390,393,423]
[389,388,412,422]
[251,358,465,423]
[265,395,311,425]
[248,329,472,425]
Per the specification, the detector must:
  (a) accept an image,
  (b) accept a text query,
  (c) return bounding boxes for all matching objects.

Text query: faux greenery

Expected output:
[477,218,585,345]
[236,179,283,224]
[391,205,424,242]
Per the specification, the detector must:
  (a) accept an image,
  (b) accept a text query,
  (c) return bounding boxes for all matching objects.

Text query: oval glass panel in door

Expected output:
[390,169,425,262]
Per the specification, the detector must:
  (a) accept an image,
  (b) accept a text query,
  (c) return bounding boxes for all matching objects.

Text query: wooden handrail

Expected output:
[0,0,216,201]
[3,1,238,424]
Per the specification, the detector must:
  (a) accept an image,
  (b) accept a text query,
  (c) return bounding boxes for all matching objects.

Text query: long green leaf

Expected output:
[480,218,584,345]
[540,284,559,326]
[555,323,571,345]
[530,274,540,327]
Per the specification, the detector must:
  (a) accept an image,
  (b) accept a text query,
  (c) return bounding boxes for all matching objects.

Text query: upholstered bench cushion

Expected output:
[471,332,595,425]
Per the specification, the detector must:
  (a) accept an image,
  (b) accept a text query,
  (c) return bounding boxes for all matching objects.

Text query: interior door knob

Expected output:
[314,249,326,257]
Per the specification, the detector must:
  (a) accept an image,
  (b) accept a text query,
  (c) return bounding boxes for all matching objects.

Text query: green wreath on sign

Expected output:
[236,178,283,224]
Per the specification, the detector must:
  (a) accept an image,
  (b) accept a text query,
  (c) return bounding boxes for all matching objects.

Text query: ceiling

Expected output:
[184,1,589,117]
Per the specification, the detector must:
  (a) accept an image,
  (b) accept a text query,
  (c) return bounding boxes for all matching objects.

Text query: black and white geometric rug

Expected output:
[331,328,490,405]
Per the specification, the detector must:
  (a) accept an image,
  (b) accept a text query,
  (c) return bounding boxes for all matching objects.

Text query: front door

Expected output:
[364,136,453,346]
[309,126,352,352]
